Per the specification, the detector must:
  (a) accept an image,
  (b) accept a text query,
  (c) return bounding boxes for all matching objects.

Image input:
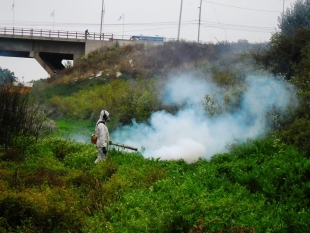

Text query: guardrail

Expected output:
[0,27,113,41]
[0,27,175,42]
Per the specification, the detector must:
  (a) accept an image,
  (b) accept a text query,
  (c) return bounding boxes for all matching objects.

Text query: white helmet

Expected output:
[100,110,110,122]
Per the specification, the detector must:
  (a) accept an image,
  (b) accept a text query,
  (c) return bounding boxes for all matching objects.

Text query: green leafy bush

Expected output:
[0,83,54,161]
[253,28,310,79]
[45,78,161,128]
[0,187,85,232]
[1,136,310,232]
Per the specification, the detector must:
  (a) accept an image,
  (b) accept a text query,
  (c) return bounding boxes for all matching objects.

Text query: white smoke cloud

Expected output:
[112,73,297,163]
[162,75,218,106]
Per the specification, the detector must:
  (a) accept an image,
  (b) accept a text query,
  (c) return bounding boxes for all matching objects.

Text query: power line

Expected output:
[0,19,278,34]
[201,22,278,33]
[0,19,276,29]
[0,20,197,27]
[202,0,282,13]
[201,24,277,33]
[201,20,275,30]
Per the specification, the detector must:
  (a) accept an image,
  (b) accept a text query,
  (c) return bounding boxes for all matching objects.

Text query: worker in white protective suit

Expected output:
[94,110,110,163]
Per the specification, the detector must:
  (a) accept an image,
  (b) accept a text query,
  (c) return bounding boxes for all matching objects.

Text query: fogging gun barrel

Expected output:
[109,141,138,151]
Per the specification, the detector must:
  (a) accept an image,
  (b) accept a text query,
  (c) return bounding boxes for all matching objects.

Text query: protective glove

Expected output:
[109,141,113,145]
[102,147,107,154]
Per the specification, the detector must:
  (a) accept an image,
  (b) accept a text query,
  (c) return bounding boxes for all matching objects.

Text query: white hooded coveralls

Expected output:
[95,110,110,163]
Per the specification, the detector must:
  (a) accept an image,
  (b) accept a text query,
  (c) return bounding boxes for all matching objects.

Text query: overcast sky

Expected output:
[0,0,297,82]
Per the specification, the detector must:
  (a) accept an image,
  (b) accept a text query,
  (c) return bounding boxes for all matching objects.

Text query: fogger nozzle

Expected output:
[110,141,138,151]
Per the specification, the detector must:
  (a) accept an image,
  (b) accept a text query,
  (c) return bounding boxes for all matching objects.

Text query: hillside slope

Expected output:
[32,41,258,126]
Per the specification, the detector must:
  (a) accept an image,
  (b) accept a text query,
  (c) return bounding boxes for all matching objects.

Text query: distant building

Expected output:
[11,82,34,94]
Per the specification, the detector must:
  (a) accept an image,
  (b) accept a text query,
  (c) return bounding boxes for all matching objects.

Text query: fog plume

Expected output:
[113,74,297,163]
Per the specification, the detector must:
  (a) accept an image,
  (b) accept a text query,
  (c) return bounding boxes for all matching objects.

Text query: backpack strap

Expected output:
[96,121,105,126]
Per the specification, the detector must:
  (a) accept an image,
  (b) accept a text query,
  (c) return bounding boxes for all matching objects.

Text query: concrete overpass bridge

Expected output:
[0,27,165,77]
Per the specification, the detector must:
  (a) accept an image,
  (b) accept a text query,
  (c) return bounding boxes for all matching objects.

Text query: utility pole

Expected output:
[308,0,310,28]
[12,0,15,28]
[281,0,285,26]
[100,0,105,40]
[177,0,183,41]
[51,10,55,30]
[198,0,202,43]
[122,14,125,39]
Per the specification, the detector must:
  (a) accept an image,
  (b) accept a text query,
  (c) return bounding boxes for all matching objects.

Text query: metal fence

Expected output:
[0,27,114,41]
[0,27,175,43]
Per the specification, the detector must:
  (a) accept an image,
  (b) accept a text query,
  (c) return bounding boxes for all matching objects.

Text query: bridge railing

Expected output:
[0,27,114,41]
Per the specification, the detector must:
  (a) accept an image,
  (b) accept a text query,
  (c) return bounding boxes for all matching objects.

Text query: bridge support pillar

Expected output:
[30,51,55,77]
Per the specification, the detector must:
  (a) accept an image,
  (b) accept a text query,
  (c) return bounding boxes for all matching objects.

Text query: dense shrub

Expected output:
[0,187,85,232]
[274,41,310,154]
[253,28,310,78]
[1,135,310,232]
[0,83,54,161]
[45,78,161,128]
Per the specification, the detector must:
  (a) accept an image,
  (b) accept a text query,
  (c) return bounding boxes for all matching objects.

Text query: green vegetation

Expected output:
[1,3,310,230]
[31,78,107,103]
[46,78,161,127]
[1,137,309,232]
[278,0,310,36]
[252,0,310,156]
[0,83,54,161]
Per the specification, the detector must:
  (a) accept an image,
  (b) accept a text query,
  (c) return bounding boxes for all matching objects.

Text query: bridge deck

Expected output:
[0,27,168,77]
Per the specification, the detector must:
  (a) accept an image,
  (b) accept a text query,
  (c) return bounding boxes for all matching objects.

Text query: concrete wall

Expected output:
[85,40,113,54]
[85,39,164,55]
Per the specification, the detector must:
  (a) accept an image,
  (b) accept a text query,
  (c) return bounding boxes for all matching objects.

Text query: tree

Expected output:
[0,67,17,83]
[278,0,310,36]
[252,28,310,79]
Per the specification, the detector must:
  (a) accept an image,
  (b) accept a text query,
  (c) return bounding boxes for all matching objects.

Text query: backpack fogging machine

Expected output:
[91,134,138,151]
